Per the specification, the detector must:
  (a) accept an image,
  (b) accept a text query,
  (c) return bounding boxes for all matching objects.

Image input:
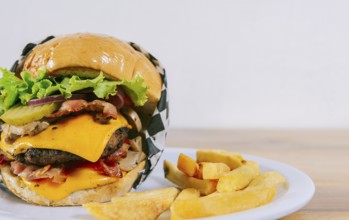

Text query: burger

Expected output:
[0,33,163,206]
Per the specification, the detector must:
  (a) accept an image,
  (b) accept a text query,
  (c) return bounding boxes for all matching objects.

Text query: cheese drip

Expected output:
[22,167,120,200]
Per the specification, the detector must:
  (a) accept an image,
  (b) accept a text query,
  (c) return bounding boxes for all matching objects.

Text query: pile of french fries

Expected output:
[83,149,287,220]
[164,149,287,219]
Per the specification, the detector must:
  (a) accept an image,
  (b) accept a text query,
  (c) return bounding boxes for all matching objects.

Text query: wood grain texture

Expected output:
[166,129,349,219]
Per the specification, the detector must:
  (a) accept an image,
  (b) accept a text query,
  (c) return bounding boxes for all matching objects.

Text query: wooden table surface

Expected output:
[166,129,349,220]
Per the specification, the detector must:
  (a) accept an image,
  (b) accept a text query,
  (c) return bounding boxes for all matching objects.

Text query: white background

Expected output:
[0,0,349,129]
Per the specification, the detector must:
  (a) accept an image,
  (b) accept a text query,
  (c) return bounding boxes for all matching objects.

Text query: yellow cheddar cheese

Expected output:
[22,167,119,200]
[0,114,129,162]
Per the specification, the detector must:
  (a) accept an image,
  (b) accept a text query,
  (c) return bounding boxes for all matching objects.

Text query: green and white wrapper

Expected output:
[9,35,169,189]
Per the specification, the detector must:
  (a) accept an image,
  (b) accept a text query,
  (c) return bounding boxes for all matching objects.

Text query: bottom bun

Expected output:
[0,161,145,206]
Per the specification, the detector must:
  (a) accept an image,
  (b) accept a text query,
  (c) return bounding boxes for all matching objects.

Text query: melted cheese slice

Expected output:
[0,114,129,162]
[22,167,120,200]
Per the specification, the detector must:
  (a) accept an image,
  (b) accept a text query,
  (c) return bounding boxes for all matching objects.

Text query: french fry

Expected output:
[83,187,179,220]
[217,161,259,192]
[247,171,287,189]
[171,188,201,220]
[171,187,277,219]
[122,187,180,198]
[196,149,244,170]
[164,160,217,195]
[175,188,201,200]
[196,162,230,179]
[177,153,199,177]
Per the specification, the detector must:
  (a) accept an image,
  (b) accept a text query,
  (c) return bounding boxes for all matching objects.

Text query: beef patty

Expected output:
[15,127,128,166]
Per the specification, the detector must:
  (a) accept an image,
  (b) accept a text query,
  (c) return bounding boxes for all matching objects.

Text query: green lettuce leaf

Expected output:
[18,70,57,103]
[0,68,22,113]
[62,73,105,97]
[94,80,118,98]
[118,74,148,106]
[0,68,149,114]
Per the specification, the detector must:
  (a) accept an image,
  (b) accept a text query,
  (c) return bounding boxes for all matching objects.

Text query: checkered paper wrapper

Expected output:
[9,36,169,189]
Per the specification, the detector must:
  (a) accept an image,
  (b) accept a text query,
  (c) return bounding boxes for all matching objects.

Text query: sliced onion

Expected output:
[119,151,146,171]
[108,92,125,109]
[28,94,88,106]
[129,136,142,152]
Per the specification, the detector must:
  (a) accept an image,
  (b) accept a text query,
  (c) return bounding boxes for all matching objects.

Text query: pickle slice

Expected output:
[0,103,60,126]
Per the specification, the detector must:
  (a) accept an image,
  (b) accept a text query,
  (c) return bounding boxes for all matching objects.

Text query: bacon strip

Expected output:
[10,161,67,184]
[10,160,26,174]
[49,100,88,118]
[0,153,8,167]
[94,144,130,178]
[87,100,118,123]
[97,160,123,178]
[49,99,118,123]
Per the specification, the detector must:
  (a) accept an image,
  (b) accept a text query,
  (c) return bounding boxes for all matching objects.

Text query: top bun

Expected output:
[20,33,162,112]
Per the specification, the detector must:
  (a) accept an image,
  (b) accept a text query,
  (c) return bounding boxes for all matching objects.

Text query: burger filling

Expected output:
[14,127,128,166]
[0,152,7,167]
[0,68,148,188]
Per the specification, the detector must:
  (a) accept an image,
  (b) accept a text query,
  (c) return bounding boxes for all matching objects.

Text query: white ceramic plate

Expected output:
[0,147,315,220]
